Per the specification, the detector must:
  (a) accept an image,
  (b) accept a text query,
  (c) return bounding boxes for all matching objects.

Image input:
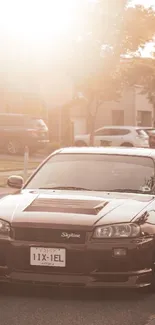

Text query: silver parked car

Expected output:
[74,126,151,148]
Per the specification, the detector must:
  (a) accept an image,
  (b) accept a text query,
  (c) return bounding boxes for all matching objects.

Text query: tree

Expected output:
[70,0,155,144]
[119,56,155,120]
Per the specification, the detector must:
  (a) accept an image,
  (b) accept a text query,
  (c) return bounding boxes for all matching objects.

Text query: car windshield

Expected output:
[26,154,155,193]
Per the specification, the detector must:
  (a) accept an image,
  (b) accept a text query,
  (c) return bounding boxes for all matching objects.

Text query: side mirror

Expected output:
[7,175,24,189]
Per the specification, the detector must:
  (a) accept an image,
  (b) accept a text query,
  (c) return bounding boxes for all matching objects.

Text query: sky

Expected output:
[0,0,154,106]
[133,0,155,56]
[134,0,155,6]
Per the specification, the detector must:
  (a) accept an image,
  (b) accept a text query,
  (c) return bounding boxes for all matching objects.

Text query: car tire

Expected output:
[121,143,133,147]
[6,140,21,155]
[74,141,87,147]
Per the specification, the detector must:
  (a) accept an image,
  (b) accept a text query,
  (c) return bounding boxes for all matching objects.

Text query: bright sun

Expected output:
[0,0,78,45]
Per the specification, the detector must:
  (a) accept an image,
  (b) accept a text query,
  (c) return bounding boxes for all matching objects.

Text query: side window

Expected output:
[95,129,112,136]
[112,129,130,136]
[0,116,25,127]
[95,129,130,136]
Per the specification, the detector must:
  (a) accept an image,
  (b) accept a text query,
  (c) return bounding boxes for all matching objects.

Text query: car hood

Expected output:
[0,190,154,230]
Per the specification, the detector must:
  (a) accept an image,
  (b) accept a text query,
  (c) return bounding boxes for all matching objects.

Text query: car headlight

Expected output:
[0,219,10,237]
[93,223,140,238]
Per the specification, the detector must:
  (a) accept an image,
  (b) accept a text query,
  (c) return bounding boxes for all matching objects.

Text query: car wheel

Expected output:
[74,141,87,147]
[6,140,21,155]
[121,143,133,147]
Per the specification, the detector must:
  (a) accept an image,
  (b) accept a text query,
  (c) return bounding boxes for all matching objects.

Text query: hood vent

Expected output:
[24,198,108,215]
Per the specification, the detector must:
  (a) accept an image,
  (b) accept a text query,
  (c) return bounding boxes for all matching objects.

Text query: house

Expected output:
[70,85,154,136]
[0,81,153,143]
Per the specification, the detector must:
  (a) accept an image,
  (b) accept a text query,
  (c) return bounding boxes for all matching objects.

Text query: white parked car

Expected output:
[74,126,152,148]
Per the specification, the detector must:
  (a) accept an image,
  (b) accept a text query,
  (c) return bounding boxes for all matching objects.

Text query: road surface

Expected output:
[0,285,155,325]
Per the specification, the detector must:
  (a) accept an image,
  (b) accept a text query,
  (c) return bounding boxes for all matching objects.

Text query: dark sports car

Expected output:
[1,147,155,289]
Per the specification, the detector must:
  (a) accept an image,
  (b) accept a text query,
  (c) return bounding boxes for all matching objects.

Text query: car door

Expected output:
[94,128,114,146]
[108,129,130,146]
[112,129,134,146]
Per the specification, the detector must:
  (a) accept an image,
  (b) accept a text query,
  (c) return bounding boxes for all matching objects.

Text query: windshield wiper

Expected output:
[39,186,92,191]
[105,189,151,194]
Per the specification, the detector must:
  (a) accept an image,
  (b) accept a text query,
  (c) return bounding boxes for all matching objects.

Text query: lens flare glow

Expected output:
[0,0,78,45]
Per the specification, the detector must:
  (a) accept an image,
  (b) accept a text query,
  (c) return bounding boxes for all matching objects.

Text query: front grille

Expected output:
[13,227,86,244]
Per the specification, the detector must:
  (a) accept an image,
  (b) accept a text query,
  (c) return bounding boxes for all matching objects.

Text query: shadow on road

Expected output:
[0,283,152,302]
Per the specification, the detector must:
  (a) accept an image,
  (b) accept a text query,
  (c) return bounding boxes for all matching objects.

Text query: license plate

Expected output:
[30,247,66,267]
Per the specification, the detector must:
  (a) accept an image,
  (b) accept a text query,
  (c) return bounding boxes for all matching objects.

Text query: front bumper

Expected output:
[0,268,152,289]
[0,236,154,288]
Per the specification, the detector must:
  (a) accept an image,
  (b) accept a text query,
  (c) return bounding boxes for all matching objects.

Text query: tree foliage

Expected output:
[70,0,155,143]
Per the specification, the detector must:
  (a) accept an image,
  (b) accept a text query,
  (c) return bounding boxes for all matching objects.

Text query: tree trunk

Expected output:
[89,96,99,146]
[89,117,96,146]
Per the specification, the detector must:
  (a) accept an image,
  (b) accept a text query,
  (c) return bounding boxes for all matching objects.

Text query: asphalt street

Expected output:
[0,285,155,325]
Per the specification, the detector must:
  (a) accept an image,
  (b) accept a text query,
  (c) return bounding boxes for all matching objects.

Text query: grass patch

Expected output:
[0,160,39,172]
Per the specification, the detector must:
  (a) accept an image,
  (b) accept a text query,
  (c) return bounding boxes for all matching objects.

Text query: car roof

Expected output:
[59,146,155,159]
[95,126,154,131]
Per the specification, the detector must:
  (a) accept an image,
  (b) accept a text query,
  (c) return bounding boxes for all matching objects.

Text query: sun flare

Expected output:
[0,0,78,45]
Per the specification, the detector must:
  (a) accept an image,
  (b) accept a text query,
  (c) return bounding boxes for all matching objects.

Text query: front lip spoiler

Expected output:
[0,268,152,289]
